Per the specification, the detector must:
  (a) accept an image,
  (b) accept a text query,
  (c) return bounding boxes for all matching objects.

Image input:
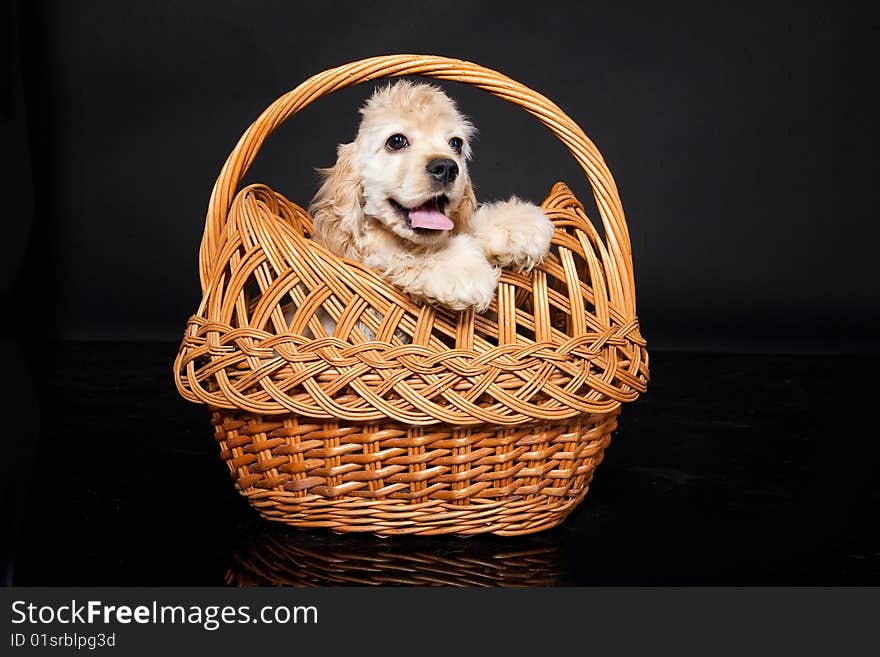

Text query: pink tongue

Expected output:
[409,203,453,230]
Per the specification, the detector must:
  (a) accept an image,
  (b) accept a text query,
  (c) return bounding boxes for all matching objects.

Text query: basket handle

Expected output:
[200,54,638,318]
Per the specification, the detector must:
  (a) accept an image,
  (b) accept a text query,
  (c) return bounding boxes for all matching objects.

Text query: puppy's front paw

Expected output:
[470,198,555,272]
[410,235,500,312]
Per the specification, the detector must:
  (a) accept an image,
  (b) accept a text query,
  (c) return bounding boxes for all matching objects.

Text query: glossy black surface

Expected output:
[5,342,878,585]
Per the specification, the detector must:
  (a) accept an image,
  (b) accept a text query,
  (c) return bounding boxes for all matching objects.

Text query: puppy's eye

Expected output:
[386,134,409,151]
[449,137,463,154]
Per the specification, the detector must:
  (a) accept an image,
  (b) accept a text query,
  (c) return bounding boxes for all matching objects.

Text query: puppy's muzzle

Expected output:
[426,158,458,185]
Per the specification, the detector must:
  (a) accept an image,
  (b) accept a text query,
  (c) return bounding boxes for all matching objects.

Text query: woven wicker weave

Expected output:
[174,54,649,536]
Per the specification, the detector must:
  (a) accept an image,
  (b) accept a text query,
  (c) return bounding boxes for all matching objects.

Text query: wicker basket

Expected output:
[174,54,649,537]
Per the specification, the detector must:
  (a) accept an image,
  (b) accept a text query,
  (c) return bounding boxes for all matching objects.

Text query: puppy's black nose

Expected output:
[426,158,458,185]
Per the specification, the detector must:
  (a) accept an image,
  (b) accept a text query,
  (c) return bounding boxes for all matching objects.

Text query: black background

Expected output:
[5,0,878,351]
[2,1,878,587]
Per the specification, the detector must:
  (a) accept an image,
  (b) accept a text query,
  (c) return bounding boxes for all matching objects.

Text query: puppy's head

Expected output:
[313,81,477,248]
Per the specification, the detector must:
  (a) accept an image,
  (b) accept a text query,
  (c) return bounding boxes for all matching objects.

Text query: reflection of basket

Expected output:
[174,55,649,537]
[227,527,567,587]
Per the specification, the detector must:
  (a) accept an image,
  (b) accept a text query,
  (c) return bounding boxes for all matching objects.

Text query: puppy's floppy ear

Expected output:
[450,179,477,233]
[309,142,364,258]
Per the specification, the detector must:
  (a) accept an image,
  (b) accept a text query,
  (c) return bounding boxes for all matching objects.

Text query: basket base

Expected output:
[215,411,618,537]
[244,489,597,537]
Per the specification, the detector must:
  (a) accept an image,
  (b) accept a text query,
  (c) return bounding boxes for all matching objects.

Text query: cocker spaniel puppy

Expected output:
[309,81,554,312]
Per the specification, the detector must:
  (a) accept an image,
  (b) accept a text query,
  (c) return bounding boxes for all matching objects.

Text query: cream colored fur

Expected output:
[309,81,553,312]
